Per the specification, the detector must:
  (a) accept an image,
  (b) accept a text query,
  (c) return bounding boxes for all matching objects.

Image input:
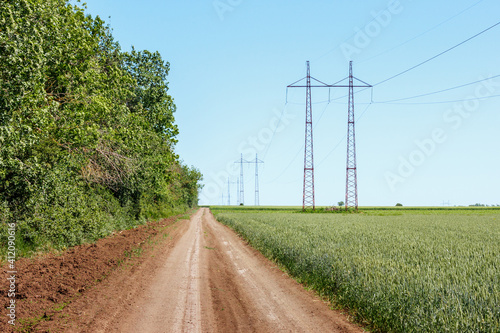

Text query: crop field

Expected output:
[211,207,500,332]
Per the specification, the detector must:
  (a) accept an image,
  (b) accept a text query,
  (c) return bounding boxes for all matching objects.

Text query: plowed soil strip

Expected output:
[0,212,186,333]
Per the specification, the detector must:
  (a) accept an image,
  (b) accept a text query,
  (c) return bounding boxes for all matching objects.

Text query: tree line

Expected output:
[0,0,202,254]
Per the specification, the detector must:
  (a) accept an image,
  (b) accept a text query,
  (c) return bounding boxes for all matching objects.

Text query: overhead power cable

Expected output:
[316,102,373,167]
[380,94,500,105]
[376,74,500,103]
[262,102,288,160]
[373,20,500,87]
[313,0,485,64]
[358,0,486,65]
[326,21,500,105]
[264,100,332,184]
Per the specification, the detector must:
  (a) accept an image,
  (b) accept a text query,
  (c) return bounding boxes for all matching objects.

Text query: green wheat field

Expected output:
[211,206,500,333]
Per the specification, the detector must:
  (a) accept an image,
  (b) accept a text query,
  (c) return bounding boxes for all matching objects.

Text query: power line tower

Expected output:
[345,61,358,211]
[343,61,372,211]
[235,154,248,205]
[322,62,371,211]
[236,178,240,205]
[287,61,333,211]
[227,178,237,206]
[252,154,264,206]
[303,62,314,211]
[287,61,371,210]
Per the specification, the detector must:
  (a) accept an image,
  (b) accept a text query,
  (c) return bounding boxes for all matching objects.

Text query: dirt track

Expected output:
[13,208,364,332]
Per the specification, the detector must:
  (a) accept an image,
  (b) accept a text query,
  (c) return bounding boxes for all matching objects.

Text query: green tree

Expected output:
[0,0,202,255]
[122,48,178,142]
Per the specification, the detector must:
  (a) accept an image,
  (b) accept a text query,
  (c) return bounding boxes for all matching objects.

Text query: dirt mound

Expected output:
[0,213,186,332]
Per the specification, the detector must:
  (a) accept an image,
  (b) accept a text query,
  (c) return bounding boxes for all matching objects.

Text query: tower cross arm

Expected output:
[287,76,336,88]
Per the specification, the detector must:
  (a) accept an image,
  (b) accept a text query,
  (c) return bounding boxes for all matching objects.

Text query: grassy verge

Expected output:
[0,205,194,262]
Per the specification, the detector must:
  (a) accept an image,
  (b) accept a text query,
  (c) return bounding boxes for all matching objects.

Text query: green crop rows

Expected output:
[212,207,499,332]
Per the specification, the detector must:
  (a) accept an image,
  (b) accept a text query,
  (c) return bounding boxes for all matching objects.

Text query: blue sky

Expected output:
[77,0,500,206]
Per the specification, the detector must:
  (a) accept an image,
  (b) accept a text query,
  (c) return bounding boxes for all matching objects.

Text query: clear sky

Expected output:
[76,0,500,207]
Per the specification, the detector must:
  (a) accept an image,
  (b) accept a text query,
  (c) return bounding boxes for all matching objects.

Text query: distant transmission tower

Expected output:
[236,178,240,205]
[252,154,264,206]
[227,178,237,206]
[235,154,248,205]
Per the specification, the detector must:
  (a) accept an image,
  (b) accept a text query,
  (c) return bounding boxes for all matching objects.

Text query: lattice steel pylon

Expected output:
[238,154,245,205]
[227,178,237,206]
[236,178,240,205]
[287,61,333,211]
[303,62,315,210]
[227,178,231,206]
[253,154,264,206]
[287,61,371,210]
[345,61,358,211]
[235,154,248,205]
[324,62,371,211]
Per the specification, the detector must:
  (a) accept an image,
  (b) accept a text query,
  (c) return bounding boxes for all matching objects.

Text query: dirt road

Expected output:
[58,208,363,332]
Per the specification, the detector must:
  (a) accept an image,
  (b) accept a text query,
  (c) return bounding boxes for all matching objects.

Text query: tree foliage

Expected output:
[0,0,202,254]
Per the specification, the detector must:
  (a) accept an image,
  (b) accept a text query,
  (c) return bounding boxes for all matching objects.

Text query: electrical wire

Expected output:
[373,20,500,87]
[263,101,332,184]
[313,0,486,65]
[262,103,288,161]
[326,21,500,105]
[375,74,500,103]
[379,94,500,105]
[358,0,486,65]
[266,16,500,187]
[287,100,332,106]
[316,102,373,167]
[263,143,303,184]
[314,100,332,129]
